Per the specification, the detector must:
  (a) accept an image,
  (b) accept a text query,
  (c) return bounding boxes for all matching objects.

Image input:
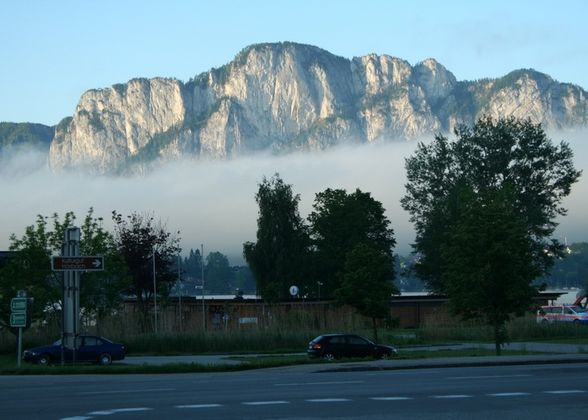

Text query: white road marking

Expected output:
[446,374,532,380]
[371,396,413,401]
[242,401,290,405]
[88,407,153,415]
[60,417,92,420]
[79,388,174,395]
[487,392,530,397]
[176,404,223,408]
[306,398,351,402]
[274,380,365,386]
[431,394,472,399]
[543,390,586,394]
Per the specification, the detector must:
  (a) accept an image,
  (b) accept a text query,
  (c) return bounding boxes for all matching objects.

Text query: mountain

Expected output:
[0,122,54,157]
[18,42,588,174]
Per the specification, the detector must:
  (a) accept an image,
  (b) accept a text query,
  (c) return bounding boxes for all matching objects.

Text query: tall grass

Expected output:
[419,314,588,343]
[3,310,586,356]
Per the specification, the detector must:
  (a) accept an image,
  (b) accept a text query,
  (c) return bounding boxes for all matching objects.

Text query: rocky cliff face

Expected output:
[48,42,588,174]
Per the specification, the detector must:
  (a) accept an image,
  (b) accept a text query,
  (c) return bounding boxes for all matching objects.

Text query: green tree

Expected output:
[0,209,126,332]
[0,214,64,331]
[441,183,539,354]
[308,188,396,298]
[205,251,234,294]
[335,243,398,342]
[243,174,310,301]
[78,209,129,332]
[111,211,181,330]
[402,116,581,294]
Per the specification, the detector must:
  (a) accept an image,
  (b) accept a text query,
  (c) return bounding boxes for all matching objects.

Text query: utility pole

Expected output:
[178,253,182,332]
[153,248,157,334]
[201,243,205,330]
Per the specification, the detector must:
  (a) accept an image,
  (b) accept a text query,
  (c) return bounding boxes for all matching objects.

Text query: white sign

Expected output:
[289,285,299,296]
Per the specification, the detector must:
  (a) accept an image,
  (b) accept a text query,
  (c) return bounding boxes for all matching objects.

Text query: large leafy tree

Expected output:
[441,183,540,354]
[308,188,396,298]
[243,174,310,301]
[111,211,181,329]
[402,116,582,294]
[335,243,397,342]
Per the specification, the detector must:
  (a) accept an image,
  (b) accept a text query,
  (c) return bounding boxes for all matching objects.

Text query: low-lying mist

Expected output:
[1,129,586,265]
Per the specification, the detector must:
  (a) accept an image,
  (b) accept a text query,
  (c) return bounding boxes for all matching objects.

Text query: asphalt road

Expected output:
[1,360,587,419]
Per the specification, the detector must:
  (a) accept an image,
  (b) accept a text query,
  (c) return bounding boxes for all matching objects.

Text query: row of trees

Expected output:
[0,116,582,349]
[243,176,397,339]
[0,207,258,333]
[244,117,581,351]
[0,209,182,332]
[179,249,255,295]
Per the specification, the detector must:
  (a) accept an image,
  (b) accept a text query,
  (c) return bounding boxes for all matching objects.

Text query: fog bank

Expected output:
[1,129,587,264]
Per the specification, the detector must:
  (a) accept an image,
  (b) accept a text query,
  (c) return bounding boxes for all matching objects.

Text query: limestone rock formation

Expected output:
[46,42,588,174]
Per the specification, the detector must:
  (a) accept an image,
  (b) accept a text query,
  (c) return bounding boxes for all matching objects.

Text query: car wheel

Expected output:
[37,354,51,366]
[322,352,335,361]
[541,319,549,324]
[98,353,112,366]
[573,319,580,325]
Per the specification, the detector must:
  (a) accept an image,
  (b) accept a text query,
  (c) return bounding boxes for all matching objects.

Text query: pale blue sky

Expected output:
[1,0,587,126]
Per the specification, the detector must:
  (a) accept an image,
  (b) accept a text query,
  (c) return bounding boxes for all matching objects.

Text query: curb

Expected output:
[315,354,588,373]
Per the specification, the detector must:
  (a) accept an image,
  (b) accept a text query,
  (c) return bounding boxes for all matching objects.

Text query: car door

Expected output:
[77,336,101,362]
[326,335,347,357]
[346,335,373,358]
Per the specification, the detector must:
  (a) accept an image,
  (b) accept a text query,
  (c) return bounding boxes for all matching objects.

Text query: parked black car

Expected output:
[23,335,126,366]
[307,334,397,360]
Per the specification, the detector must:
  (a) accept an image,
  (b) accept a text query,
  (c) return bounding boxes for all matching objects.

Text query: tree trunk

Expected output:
[494,322,502,356]
[372,317,379,343]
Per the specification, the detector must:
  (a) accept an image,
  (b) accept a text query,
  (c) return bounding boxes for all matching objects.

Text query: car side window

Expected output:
[84,337,98,346]
[330,336,345,344]
[564,307,574,315]
[348,336,368,345]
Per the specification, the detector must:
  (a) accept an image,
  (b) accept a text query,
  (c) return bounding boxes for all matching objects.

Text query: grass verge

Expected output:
[0,348,546,375]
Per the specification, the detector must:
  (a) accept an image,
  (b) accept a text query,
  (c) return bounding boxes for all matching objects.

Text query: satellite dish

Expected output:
[289,285,299,297]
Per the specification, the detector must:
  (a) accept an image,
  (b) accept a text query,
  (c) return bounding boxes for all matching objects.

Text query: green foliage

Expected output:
[111,211,181,329]
[402,116,582,354]
[0,122,54,152]
[336,243,398,341]
[0,209,127,333]
[243,174,311,301]
[77,209,130,326]
[308,188,396,298]
[205,252,233,294]
[441,184,539,352]
[402,116,582,294]
[182,248,203,281]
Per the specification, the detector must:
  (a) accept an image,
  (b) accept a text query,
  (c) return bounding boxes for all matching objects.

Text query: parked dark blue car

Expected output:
[23,335,126,366]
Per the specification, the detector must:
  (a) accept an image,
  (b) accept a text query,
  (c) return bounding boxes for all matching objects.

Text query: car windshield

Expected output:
[572,306,588,313]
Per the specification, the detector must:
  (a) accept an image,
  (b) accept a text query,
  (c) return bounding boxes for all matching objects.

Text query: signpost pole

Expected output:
[11,293,27,367]
[17,328,22,368]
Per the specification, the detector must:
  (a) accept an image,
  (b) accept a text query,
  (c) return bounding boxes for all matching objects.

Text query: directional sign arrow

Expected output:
[52,256,105,271]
